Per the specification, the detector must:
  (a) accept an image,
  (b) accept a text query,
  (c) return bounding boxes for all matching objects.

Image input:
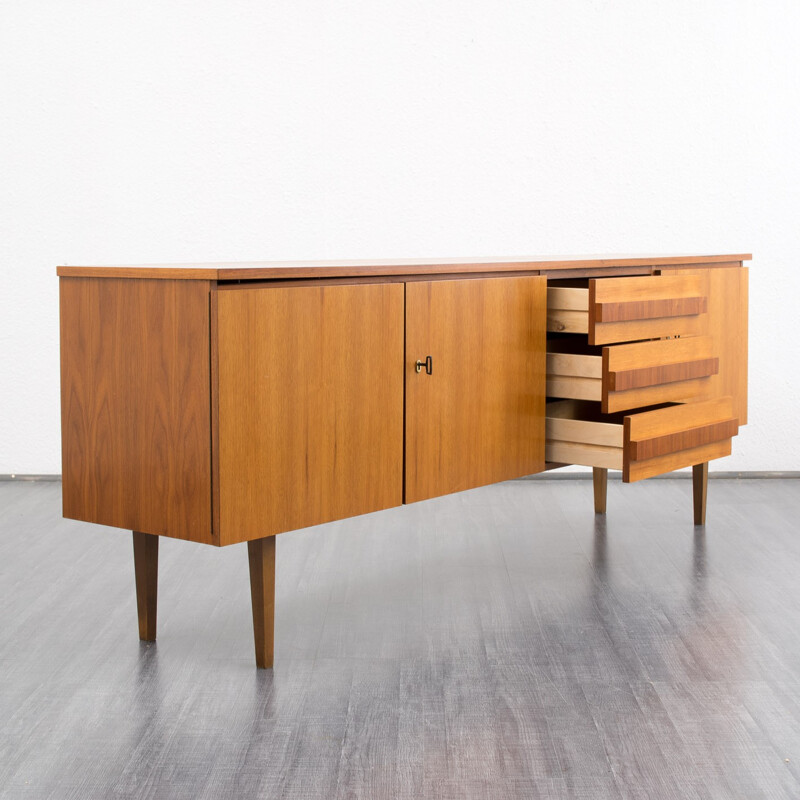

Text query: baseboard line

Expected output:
[0,474,62,482]
[521,470,800,480]
[1,471,799,483]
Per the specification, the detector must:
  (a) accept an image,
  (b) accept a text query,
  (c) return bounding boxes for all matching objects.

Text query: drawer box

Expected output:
[546,336,719,413]
[545,397,738,482]
[547,274,709,344]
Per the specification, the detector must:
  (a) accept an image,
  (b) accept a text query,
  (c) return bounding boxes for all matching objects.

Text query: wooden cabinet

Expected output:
[57,254,749,667]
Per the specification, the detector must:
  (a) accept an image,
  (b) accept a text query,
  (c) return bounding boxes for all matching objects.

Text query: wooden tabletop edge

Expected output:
[56,254,752,280]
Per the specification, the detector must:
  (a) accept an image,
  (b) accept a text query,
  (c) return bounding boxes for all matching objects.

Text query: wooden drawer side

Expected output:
[546,352,602,401]
[547,287,589,334]
[545,400,623,470]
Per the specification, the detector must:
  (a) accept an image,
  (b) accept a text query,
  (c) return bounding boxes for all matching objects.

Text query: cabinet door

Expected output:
[215,283,404,544]
[405,276,546,503]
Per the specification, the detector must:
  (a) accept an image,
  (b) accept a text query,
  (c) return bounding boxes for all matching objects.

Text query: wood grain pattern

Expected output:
[405,277,546,503]
[546,411,624,448]
[602,336,719,413]
[547,351,602,379]
[546,374,602,401]
[216,283,404,544]
[132,531,158,641]
[60,277,213,543]
[659,266,749,425]
[545,396,738,481]
[544,440,623,470]
[693,462,708,525]
[546,338,720,413]
[547,286,589,311]
[56,253,751,280]
[623,397,737,482]
[608,357,719,391]
[546,287,589,333]
[624,439,731,483]
[595,295,707,322]
[546,351,602,401]
[629,419,738,461]
[589,274,708,345]
[625,396,735,441]
[546,309,589,334]
[546,346,602,399]
[248,537,275,669]
[545,401,624,470]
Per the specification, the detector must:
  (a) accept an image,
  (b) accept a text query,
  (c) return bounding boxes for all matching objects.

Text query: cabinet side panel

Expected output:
[60,277,213,543]
[405,276,546,503]
[660,266,748,425]
[216,283,404,544]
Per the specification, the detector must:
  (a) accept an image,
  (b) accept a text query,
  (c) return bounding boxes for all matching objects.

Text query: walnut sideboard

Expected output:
[58,254,749,668]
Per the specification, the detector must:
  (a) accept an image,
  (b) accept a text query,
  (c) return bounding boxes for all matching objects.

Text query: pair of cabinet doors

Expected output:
[216,277,547,543]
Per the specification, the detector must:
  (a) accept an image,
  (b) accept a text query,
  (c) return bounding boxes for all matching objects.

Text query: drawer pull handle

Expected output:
[609,357,719,391]
[629,418,739,461]
[415,355,433,375]
[595,296,707,323]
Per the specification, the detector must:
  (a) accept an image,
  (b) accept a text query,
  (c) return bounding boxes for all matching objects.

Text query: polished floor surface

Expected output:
[1,478,799,799]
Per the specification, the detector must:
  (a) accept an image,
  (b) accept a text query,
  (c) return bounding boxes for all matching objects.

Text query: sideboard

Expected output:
[58,254,749,667]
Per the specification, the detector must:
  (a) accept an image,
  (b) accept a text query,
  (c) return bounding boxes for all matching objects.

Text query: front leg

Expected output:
[133,531,159,641]
[248,537,276,668]
[593,467,608,514]
[693,462,708,525]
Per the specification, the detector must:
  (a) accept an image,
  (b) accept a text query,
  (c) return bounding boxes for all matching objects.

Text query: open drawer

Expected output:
[547,274,708,344]
[546,336,719,413]
[545,397,739,482]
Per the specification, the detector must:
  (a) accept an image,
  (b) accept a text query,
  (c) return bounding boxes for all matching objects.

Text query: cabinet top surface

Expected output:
[57,253,750,281]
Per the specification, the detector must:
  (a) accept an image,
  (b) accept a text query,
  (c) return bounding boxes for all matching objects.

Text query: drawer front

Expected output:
[623,396,738,482]
[590,274,708,345]
[547,336,719,413]
[547,275,709,344]
[545,397,738,481]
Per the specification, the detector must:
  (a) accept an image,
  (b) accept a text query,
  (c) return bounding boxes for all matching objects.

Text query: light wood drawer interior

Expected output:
[546,336,719,413]
[547,274,709,345]
[546,397,739,482]
[547,287,589,334]
[546,400,625,470]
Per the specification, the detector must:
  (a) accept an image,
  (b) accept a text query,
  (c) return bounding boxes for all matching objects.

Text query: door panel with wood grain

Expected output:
[405,277,546,503]
[216,283,404,544]
[60,277,213,543]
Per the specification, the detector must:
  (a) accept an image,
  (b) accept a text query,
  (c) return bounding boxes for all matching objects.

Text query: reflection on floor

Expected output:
[1,478,799,799]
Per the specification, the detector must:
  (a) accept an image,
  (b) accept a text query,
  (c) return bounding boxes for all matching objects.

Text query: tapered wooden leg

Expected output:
[133,531,158,641]
[248,537,276,669]
[593,467,608,514]
[693,462,708,525]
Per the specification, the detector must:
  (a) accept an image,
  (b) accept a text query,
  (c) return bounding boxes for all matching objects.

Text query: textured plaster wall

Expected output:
[1,0,798,473]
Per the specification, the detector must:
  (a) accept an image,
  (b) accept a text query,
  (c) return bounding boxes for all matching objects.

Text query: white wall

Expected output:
[1,0,798,474]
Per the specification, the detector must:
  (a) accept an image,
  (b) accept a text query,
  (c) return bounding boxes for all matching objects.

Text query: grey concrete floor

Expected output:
[1,478,799,799]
